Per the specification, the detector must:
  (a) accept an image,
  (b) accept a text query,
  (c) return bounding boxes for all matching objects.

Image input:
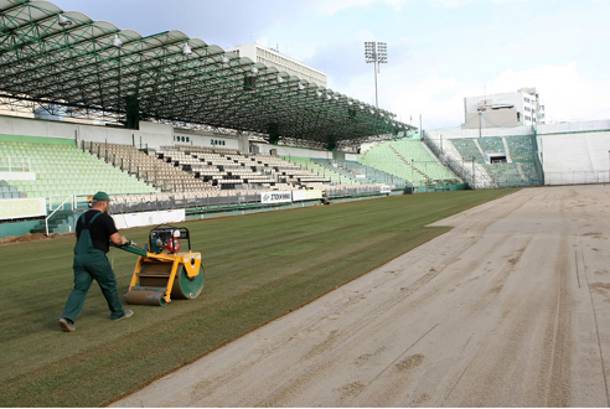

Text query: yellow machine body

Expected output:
[124,251,204,306]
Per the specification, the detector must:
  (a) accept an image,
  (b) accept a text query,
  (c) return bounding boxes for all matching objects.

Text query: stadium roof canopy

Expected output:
[0,0,412,145]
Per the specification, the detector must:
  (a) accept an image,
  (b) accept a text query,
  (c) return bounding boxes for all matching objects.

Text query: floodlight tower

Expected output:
[364,41,388,108]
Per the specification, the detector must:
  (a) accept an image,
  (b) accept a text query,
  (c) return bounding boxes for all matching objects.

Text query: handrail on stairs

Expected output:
[44,195,74,236]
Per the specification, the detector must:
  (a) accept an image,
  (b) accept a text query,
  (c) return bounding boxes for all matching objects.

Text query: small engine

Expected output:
[149,226,189,254]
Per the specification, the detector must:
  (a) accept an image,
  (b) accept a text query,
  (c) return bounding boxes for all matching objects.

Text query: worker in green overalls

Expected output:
[58,192,133,332]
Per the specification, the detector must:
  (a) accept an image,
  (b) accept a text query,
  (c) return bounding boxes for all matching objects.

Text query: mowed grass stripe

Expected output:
[0,190,514,407]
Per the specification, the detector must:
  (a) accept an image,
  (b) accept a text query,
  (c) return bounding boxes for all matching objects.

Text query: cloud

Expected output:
[488,63,610,123]
[336,62,610,129]
[313,0,406,16]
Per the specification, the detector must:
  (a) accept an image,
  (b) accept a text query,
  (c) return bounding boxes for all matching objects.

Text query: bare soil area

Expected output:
[114,185,610,407]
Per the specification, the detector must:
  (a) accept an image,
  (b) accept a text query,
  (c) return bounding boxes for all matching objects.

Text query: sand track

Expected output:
[114,185,610,407]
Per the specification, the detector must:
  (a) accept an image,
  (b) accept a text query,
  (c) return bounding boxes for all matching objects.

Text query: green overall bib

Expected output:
[62,212,125,322]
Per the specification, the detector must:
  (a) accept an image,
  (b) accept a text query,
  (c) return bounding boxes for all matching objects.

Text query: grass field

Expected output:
[0,190,514,407]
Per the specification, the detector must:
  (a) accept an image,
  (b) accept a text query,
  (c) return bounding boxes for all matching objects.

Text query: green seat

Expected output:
[0,136,161,199]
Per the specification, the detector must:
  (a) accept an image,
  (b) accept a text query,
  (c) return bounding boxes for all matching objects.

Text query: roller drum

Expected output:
[124,289,166,306]
[171,265,205,300]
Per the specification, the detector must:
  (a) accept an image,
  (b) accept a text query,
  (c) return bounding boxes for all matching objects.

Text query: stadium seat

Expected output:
[359,139,460,187]
[0,135,158,202]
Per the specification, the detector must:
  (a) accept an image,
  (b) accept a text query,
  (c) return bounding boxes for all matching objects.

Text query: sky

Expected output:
[52,0,610,129]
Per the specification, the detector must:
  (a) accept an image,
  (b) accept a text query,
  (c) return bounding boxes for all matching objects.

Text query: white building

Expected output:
[233,43,327,88]
[464,88,545,129]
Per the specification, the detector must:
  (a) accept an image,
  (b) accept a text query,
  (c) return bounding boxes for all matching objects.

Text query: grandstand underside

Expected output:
[0,0,408,145]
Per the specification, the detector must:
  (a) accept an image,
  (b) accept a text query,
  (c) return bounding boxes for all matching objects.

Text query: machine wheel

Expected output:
[171,264,205,300]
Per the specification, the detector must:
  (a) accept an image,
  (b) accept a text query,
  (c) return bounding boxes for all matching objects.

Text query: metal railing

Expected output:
[44,195,74,236]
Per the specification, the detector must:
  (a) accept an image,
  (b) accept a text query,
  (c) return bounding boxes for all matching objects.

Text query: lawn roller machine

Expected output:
[118,226,205,306]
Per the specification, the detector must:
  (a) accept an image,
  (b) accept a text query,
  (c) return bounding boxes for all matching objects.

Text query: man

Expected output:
[58,191,134,332]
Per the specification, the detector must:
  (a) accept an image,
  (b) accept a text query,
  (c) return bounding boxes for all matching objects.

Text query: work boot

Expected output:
[113,309,134,321]
[58,317,75,332]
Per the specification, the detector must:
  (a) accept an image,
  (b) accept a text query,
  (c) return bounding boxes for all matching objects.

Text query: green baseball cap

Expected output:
[92,191,111,202]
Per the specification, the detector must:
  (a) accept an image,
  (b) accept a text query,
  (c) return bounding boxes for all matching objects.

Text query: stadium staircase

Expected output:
[421,131,496,189]
[388,145,431,185]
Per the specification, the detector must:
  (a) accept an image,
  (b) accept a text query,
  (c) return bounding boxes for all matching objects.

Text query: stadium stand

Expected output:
[448,135,543,187]
[0,180,24,199]
[359,139,460,188]
[0,136,157,200]
[283,157,408,189]
[90,142,348,193]
[158,148,276,188]
[89,142,213,193]
[477,137,504,155]
[450,139,486,163]
[250,155,331,186]
[284,157,360,185]
[331,160,409,188]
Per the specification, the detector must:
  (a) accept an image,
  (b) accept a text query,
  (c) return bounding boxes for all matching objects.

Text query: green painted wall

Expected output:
[0,134,74,145]
[0,220,41,238]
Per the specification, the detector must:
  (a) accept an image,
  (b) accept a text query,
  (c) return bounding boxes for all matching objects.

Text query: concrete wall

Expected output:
[464,108,521,129]
[541,130,610,185]
[538,120,610,135]
[0,115,243,150]
[253,143,332,159]
[0,219,41,238]
[0,115,173,147]
[172,128,240,151]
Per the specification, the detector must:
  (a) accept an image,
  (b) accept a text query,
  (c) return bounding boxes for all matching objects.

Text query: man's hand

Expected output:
[110,232,129,247]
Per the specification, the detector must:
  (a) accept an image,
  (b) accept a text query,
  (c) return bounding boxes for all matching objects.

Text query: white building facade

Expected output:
[234,43,327,87]
[464,88,545,129]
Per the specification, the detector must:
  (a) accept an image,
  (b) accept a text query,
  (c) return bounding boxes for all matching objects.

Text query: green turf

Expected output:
[0,190,515,407]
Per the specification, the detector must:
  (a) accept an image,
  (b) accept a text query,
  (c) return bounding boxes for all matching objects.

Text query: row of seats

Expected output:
[0,180,25,199]
[332,160,408,188]
[160,147,279,188]
[285,157,361,185]
[359,140,459,186]
[246,155,330,187]
[0,136,405,204]
[0,137,157,200]
[90,142,212,193]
